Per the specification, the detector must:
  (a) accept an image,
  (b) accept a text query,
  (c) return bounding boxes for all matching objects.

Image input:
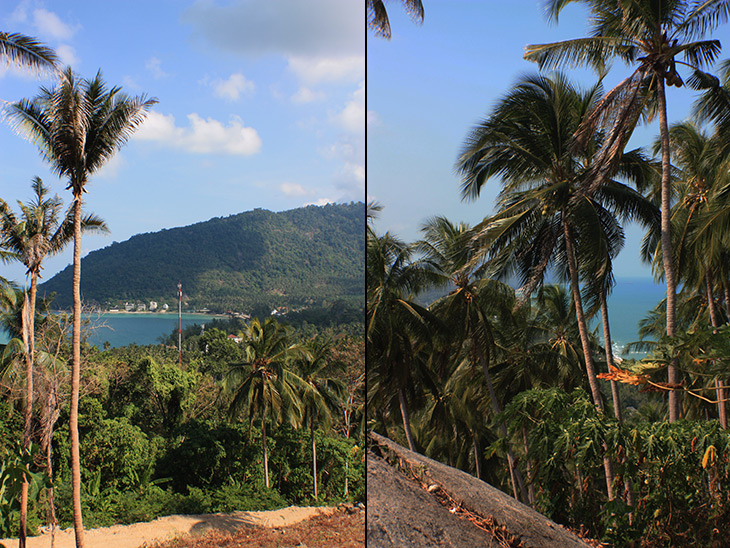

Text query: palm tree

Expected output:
[456,73,657,500]
[0,177,105,546]
[0,32,57,76]
[653,121,730,424]
[226,317,308,489]
[366,229,437,451]
[416,216,530,502]
[296,337,345,500]
[367,0,424,39]
[6,68,156,548]
[458,73,653,409]
[524,0,729,422]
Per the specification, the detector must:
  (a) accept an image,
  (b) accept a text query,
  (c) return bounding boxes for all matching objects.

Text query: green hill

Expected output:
[39,202,365,315]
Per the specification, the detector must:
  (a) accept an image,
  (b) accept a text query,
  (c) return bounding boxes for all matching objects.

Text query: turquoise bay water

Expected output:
[0,278,666,352]
[600,277,666,357]
[0,313,218,349]
[87,313,218,348]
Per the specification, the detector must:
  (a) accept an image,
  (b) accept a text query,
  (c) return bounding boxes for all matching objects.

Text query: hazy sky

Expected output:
[368,1,730,279]
[0,0,364,285]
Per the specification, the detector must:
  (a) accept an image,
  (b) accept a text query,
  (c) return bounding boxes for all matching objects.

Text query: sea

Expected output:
[0,313,219,349]
[0,278,667,353]
[601,277,666,358]
[418,277,667,359]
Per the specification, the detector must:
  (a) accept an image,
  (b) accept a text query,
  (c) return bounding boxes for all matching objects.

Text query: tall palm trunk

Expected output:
[599,292,636,509]
[70,196,85,548]
[657,78,680,422]
[311,417,318,499]
[19,272,37,548]
[42,382,59,548]
[262,415,270,488]
[477,349,529,503]
[472,434,482,480]
[522,426,536,506]
[563,221,615,501]
[706,271,726,429]
[563,222,604,412]
[398,386,416,451]
[599,292,622,422]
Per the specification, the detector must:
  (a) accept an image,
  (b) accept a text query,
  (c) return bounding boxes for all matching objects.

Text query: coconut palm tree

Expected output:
[653,121,730,425]
[456,72,657,500]
[366,229,438,451]
[226,317,308,489]
[0,177,105,546]
[6,68,156,548]
[416,216,530,502]
[367,0,424,39]
[457,73,653,410]
[524,0,729,422]
[296,337,345,500]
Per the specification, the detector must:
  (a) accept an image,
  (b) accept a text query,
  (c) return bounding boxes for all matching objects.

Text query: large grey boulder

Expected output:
[367,432,593,548]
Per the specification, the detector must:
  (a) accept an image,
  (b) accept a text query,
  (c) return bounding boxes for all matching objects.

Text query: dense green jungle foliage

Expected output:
[0,314,364,537]
[38,202,365,314]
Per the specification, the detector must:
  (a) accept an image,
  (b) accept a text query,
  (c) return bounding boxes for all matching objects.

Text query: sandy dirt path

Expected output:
[0,506,337,548]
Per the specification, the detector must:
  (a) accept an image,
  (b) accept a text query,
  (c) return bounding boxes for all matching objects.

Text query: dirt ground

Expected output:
[0,506,346,548]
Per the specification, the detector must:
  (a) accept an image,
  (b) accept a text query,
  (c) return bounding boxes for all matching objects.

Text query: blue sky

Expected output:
[367,1,730,279]
[0,0,364,285]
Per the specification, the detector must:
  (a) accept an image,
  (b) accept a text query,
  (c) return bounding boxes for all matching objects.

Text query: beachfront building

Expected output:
[149,301,158,311]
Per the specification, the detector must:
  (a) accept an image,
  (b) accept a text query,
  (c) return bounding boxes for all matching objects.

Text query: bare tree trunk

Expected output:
[706,272,726,429]
[599,292,623,422]
[472,434,481,481]
[19,273,37,548]
[522,426,535,506]
[398,387,416,451]
[70,197,85,548]
[563,222,614,500]
[478,351,529,503]
[657,77,680,422]
[262,416,270,488]
[40,382,60,548]
[311,418,318,499]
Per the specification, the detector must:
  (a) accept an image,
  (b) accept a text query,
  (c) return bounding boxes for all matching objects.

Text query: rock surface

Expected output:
[367,432,592,548]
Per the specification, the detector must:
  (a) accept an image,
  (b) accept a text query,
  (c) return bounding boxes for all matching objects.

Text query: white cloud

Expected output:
[96,153,125,179]
[213,73,254,101]
[367,110,380,128]
[184,0,363,86]
[184,0,362,58]
[341,162,365,185]
[305,197,336,206]
[288,55,363,85]
[122,75,141,90]
[9,1,29,24]
[134,111,262,156]
[291,87,325,104]
[33,9,78,40]
[56,44,78,67]
[280,182,307,196]
[146,57,169,79]
[333,81,365,133]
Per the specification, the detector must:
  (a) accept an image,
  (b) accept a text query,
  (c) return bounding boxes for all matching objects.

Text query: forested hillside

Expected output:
[40,202,364,314]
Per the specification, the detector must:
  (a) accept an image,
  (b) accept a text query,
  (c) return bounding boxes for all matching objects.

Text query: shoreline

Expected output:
[50,310,228,319]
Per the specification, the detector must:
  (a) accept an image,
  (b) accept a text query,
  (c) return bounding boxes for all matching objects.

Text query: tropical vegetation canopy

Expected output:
[369,2,730,545]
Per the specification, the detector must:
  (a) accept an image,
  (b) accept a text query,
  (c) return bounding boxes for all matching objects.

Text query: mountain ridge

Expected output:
[39,201,365,315]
